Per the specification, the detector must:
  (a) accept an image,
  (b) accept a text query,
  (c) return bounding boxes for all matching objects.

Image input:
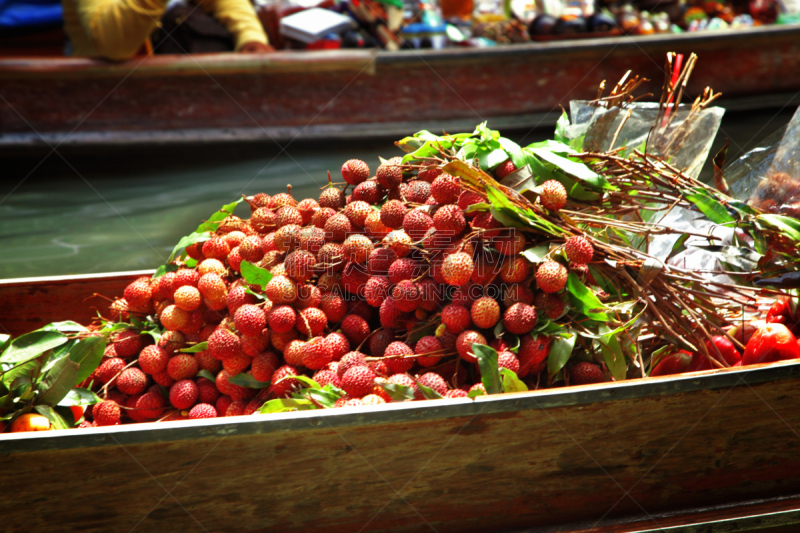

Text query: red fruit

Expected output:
[518,335,550,377]
[445,389,468,399]
[341,314,370,347]
[353,180,385,205]
[388,258,419,284]
[324,213,353,243]
[240,330,271,357]
[216,395,233,416]
[495,160,516,179]
[302,337,333,370]
[208,328,242,360]
[540,180,567,211]
[296,307,328,337]
[380,200,408,229]
[433,204,466,235]
[342,234,374,264]
[742,324,799,365]
[415,336,443,367]
[169,379,199,410]
[342,159,370,185]
[117,368,148,395]
[189,403,218,419]
[337,352,368,380]
[650,350,693,376]
[231,304,265,337]
[152,371,175,388]
[124,278,153,310]
[152,272,176,302]
[313,369,341,388]
[251,351,279,383]
[95,357,126,386]
[222,353,251,376]
[376,162,403,190]
[535,261,568,293]
[226,400,247,416]
[364,276,391,308]
[341,366,377,398]
[417,372,448,397]
[202,237,231,261]
[402,209,434,241]
[387,373,419,398]
[284,250,316,283]
[442,304,472,334]
[456,330,487,363]
[458,191,485,216]
[265,275,298,305]
[690,336,742,371]
[160,305,190,332]
[92,401,121,426]
[564,235,594,265]
[498,351,520,373]
[570,362,605,385]
[392,280,420,312]
[111,329,144,358]
[418,167,442,183]
[342,262,371,295]
[325,332,350,361]
[442,252,474,287]
[135,392,166,420]
[383,341,415,374]
[319,186,346,210]
[344,201,373,229]
[138,345,168,375]
[267,305,297,334]
[270,365,300,397]
[197,378,221,404]
[216,370,254,401]
[430,173,461,204]
[503,303,537,335]
[320,293,348,324]
[379,297,409,329]
[367,248,398,276]
[500,255,532,284]
[167,354,199,381]
[275,206,303,228]
[470,297,500,329]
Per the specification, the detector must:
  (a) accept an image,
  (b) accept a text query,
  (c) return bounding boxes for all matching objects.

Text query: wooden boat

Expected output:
[2,24,800,154]
[2,271,800,532]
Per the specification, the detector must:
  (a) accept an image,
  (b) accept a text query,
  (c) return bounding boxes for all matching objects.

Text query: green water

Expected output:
[0,108,794,279]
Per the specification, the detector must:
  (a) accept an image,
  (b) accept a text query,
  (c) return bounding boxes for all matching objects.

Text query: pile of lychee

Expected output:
[80,156,605,427]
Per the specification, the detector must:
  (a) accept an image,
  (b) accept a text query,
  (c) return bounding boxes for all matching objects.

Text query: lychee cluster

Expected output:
[79,156,607,426]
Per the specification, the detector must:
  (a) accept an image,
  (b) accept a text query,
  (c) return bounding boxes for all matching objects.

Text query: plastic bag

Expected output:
[564,101,725,179]
[725,106,800,218]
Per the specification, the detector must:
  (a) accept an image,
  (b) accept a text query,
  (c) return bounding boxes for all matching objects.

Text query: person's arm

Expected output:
[75,0,168,59]
[194,0,270,52]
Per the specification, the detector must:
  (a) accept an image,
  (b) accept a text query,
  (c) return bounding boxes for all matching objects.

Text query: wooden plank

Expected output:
[0,270,152,336]
[1,26,799,148]
[1,357,800,531]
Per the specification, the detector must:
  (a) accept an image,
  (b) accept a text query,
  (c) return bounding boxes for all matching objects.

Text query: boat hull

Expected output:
[2,26,800,151]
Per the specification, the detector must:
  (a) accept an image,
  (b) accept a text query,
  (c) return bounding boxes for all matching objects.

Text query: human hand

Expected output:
[240,42,275,53]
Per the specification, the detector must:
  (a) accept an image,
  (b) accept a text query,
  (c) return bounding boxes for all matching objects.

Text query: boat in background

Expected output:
[1,271,800,532]
[2,24,800,154]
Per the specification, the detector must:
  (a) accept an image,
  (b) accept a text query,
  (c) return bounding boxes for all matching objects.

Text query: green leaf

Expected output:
[500,165,537,195]
[547,331,576,377]
[228,373,271,389]
[534,320,566,335]
[554,110,570,144]
[498,137,526,169]
[153,263,179,279]
[684,187,735,225]
[413,379,444,400]
[479,147,512,171]
[525,139,577,154]
[599,325,627,381]
[379,382,415,402]
[465,202,491,214]
[167,231,212,263]
[472,344,502,395]
[285,375,321,390]
[755,214,800,243]
[530,148,613,191]
[521,245,550,263]
[1,331,68,365]
[259,398,316,414]
[58,388,103,407]
[67,337,106,383]
[500,368,528,393]
[34,405,70,430]
[467,388,486,398]
[42,321,88,333]
[241,260,273,290]
[37,355,80,406]
[2,360,38,390]
[179,342,209,353]
[305,386,344,408]
[0,334,10,354]
[567,272,609,321]
[198,369,216,382]
[196,197,244,233]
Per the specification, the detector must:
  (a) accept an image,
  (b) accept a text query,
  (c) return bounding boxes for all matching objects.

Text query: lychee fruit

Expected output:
[383,341,415,374]
[540,180,567,211]
[470,297,500,329]
[342,234,374,264]
[342,159,370,185]
[456,330,487,363]
[376,162,403,190]
[341,314,370,347]
[416,372,448,397]
[139,345,169,375]
[341,365,377,398]
[353,180,385,205]
[442,304,472,334]
[189,403,218,419]
[433,204,466,235]
[92,401,121,426]
[503,303,537,335]
[169,379,199,410]
[167,354,199,381]
[570,362,605,385]
[431,173,461,204]
[319,186,346,210]
[442,252,474,287]
[536,261,568,293]
[564,235,594,265]
[117,367,148,395]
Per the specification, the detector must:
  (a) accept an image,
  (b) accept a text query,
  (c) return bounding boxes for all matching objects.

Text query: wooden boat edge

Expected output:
[1,358,797,456]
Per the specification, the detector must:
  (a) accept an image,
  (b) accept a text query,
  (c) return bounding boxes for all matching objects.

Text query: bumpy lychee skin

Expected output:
[337,352,368,380]
[296,198,319,226]
[493,229,527,256]
[388,258,419,284]
[442,304,472,334]
[167,354,199,381]
[96,357,127,386]
[500,255,532,284]
[433,204,466,235]
[302,337,334,370]
[495,159,517,179]
[365,275,391,308]
[117,368,148,395]
[402,209,434,241]
[417,372,448,397]
[342,234,374,264]
[383,341,415,374]
[270,365,301,398]
[169,379,199,410]
[296,307,328,337]
[379,298,409,329]
[325,332,350,362]
[376,162,403,190]
[536,261,569,294]
[112,329,145,358]
[342,159,370,185]
[570,362,605,385]
[202,237,231,261]
[364,210,392,240]
[189,403,218,419]
[367,248,397,275]
[208,328,242,360]
[383,229,413,258]
[405,180,432,204]
[173,285,202,312]
[564,235,594,265]
[415,336,444,367]
[93,401,122,426]
[341,366,377,398]
[284,250,316,283]
[135,392,166,420]
[265,275,298,305]
[250,351,278,383]
[503,303,538,335]
[442,252,474,287]
[498,351,521,373]
[239,235,266,263]
[324,213,353,243]
[456,330,487,363]
[431,173,461,204]
[319,186,346,210]
[387,373,419,398]
[540,180,568,211]
[267,305,296,334]
[392,280,420,312]
[470,297,501,329]
[344,200,373,229]
[341,314,370,347]
[313,369,341,389]
[353,180,385,205]
[160,305,190,332]
[312,207,337,229]
[139,345,169,375]
[380,200,408,229]
[234,304,267,337]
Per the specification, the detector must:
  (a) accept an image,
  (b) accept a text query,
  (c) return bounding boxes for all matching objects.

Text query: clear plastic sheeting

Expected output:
[565,101,725,179]
[725,106,800,218]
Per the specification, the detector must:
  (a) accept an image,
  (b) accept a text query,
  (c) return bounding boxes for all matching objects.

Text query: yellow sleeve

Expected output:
[75,0,168,60]
[194,0,268,50]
